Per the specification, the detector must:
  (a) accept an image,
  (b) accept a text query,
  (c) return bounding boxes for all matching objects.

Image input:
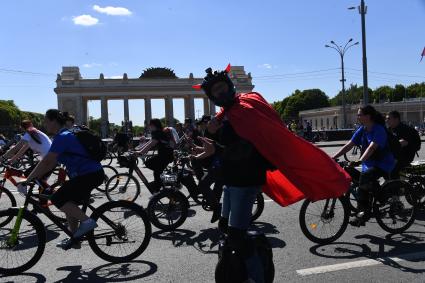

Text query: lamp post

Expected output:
[349,0,368,105]
[325,39,359,129]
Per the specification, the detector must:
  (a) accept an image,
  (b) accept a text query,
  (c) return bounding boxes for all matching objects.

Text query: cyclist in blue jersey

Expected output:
[24,109,104,248]
[333,105,395,226]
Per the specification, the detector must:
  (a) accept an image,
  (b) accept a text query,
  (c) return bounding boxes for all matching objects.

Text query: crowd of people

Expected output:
[0,64,423,282]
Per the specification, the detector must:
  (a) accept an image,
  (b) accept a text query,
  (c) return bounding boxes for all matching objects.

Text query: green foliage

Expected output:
[272,89,329,119]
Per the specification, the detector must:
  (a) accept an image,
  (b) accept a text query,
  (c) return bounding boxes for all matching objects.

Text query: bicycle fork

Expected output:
[6,206,25,247]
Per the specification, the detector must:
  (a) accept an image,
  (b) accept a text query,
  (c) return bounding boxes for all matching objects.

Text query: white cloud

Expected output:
[83,63,102,68]
[72,15,99,26]
[258,63,273,69]
[93,5,132,16]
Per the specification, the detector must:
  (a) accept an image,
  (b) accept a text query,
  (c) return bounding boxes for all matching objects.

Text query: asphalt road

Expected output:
[1,144,425,283]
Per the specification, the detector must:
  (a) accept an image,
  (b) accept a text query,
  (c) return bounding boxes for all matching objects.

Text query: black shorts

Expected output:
[51,170,104,209]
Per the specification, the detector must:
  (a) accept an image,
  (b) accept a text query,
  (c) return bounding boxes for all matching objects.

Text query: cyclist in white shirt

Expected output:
[2,120,52,167]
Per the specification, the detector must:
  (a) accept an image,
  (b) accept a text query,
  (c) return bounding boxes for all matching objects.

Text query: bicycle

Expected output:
[299,160,417,244]
[0,179,152,275]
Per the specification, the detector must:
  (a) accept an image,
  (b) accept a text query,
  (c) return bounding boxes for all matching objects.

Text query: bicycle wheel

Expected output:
[147,189,189,231]
[0,187,17,227]
[251,193,264,222]
[0,208,46,275]
[374,181,417,234]
[407,176,425,207]
[96,165,119,193]
[299,197,349,244]
[101,152,113,166]
[88,201,151,263]
[105,173,140,202]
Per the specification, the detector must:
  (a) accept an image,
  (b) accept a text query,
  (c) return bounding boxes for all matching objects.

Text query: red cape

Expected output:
[215,92,351,207]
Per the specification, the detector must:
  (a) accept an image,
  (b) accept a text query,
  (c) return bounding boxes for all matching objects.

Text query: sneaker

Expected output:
[56,238,81,250]
[73,218,98,239]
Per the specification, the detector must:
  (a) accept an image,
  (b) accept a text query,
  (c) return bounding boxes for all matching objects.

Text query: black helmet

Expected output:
[193,64,236,108]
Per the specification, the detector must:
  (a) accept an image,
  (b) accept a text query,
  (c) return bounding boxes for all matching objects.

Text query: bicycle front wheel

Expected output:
[0,208,46,275]
[105,173,140,202]
[147,189,189,231]
[88,201,151,263]
[96,165,119,193]
[299,197,349,244]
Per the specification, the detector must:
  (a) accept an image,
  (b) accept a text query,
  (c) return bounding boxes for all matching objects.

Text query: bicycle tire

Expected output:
[299,197,349,244]
[0,187,17,227]
[96,165,119,193]
[407,176,425,207]
[105,173,141,202]
[101,152,113,166]
[251,193,264,222]
[147,189,189,231]
[88,201,152,263]
[0,208,46,275]
[374,181,417,234]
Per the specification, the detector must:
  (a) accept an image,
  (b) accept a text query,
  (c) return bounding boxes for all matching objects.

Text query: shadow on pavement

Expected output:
[309,230,425,274]
[0,272,47,283]
[152,221,286,253]
[52,260,157,282]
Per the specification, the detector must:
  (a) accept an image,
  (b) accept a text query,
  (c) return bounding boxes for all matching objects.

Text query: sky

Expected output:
[0,0,425,126]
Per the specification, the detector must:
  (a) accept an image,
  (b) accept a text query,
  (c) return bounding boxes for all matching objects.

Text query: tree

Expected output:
[393,84,406,102]
[282,89,329,119]
[372,86,393,103]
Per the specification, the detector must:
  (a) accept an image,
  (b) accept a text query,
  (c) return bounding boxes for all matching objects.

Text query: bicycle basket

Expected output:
[117,154,137,168]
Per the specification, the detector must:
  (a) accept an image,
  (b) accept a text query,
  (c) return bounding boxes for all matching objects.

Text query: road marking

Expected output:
[264,199,273,202]
[296,251,425,276]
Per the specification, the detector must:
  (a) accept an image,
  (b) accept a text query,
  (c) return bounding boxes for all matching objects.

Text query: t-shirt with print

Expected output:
[22,129,52,158]
[351,124,395,173]
[49,129,102,178]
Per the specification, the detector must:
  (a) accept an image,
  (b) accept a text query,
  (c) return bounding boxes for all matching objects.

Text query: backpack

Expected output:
[215,231,274,283]
[72,128,107,162]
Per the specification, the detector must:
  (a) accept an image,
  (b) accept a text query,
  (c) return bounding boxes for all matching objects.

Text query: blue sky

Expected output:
[1,0,425,126]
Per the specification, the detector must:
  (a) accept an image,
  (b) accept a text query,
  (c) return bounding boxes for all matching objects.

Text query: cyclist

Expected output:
[23,109,104,248]
[333,105,396,226]
[386,110,421,178]
[134,118,174,193]
[2,120,52,177]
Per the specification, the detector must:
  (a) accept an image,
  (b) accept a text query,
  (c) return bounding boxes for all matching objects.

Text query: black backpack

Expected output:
[73,128,107,162]
[215,231,274,283]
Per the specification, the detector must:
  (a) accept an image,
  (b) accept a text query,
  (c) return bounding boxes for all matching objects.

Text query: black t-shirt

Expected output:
[390,123,421,163]
[151,130,173,158]
[216,120,270,186]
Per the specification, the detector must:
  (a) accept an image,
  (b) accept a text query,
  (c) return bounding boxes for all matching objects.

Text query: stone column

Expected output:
[189,97,195,121]
[165,96,174,126]
[100,96,109,138]
[82,98,88,126]
[203,98,210,116]
[123,97,129,122]
[209,100,216,115]
[145,97,152,125]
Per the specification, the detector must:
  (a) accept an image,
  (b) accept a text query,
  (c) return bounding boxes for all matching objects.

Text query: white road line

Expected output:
[296,251,425,276]
[264,199,274,202]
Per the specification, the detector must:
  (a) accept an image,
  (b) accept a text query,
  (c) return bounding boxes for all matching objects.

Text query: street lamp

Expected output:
[325,39,359,129]
[349,0,369,105]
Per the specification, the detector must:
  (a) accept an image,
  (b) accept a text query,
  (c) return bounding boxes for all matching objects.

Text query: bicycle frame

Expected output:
[7,180,123,246]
